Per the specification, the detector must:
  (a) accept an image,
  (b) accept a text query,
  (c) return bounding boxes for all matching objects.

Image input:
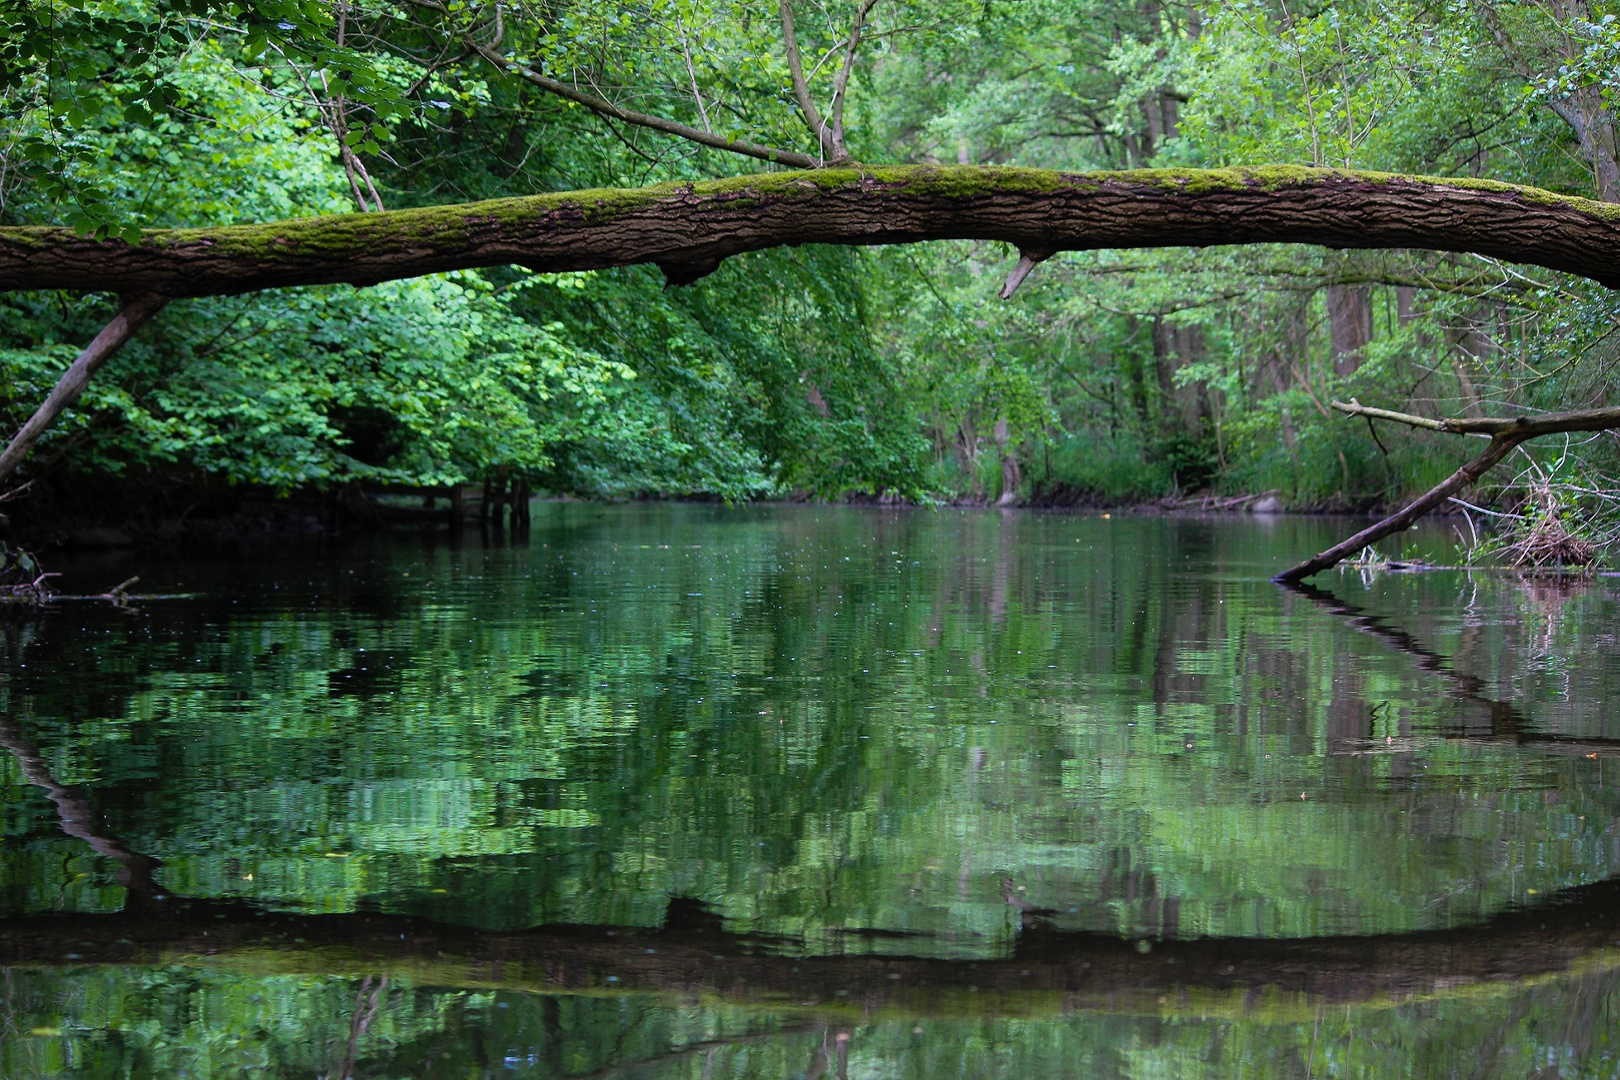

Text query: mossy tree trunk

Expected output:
[5,167,1620,299]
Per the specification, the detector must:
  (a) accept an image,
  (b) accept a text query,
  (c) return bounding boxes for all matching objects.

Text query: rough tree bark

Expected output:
[5,165,1620,507]
[4,166,1620,298]
[1274,399,1620,582]
[1326,283,1373,376]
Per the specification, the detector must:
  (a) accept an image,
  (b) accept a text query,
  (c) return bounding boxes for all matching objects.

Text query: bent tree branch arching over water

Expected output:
[4,167,1620,297]
[4,163,1620,573]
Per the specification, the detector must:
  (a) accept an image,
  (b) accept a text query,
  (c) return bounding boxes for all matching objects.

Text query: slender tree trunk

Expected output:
[0,293,167,485]
[993,416,1021,505]
[1546,88,1620,203]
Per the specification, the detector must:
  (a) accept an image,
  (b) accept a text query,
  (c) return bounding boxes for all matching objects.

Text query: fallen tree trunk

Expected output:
[4,166,1620,297]
[1274,400,1620,583]
[5,166,1619,490]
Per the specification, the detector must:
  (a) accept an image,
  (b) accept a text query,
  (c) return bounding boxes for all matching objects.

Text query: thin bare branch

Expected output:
[827,0,880,162]
[1333,397,1620,437]
[471,42,818,168]
[780,0,834,160]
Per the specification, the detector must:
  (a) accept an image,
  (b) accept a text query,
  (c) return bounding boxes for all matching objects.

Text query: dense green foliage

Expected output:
[1,0,1618,533]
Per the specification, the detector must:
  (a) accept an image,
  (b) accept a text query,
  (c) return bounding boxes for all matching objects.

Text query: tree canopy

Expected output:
[2,0,1619,551]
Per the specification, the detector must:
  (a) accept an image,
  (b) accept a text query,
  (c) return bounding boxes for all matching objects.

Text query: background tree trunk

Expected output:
[1327,284,1373,376]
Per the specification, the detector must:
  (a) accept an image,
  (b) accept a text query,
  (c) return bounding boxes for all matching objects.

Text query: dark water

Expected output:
[4,505,1620,1077]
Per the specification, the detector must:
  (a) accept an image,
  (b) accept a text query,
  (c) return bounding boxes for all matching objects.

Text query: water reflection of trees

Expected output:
[5,513,1620,1076]
[5,512,1620,943]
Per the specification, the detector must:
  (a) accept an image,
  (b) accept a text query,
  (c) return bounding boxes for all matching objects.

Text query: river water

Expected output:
[3,504,1620,1077]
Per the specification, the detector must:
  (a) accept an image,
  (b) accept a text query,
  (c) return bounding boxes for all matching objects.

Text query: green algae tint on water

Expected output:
[5,504,1620,1078]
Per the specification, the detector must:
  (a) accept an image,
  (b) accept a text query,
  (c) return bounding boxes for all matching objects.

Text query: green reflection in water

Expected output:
[5,966,1620,1079]
[4,505,1620,1075]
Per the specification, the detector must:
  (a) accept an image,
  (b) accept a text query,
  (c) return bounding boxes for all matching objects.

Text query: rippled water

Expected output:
[4,505,1620,1077]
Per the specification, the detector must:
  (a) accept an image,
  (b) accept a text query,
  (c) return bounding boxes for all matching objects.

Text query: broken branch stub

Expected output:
[999,247,1058,300]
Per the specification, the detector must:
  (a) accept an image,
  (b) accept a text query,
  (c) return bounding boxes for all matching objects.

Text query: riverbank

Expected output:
[4,477,1468,554]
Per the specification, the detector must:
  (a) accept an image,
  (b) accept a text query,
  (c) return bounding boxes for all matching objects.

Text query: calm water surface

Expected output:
[4,505,1620,1077]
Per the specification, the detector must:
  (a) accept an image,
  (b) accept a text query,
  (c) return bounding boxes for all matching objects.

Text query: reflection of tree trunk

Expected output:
[0,714,164,910]
[10,880,1620,1013]
[325,974,388,1080]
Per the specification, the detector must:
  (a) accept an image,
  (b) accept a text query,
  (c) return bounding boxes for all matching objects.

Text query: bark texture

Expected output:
[4,167,1620,299]
[1326,283,1373,376]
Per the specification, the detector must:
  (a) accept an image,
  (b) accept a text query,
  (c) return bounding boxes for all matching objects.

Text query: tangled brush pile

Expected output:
[0,545,54,601]
[1500,484,1598,569]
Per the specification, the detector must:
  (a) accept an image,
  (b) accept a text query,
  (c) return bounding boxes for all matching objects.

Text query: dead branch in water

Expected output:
[1274,399,1620,582]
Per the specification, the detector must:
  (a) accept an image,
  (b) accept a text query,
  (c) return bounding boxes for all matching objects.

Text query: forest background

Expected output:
[4,0,1620,553]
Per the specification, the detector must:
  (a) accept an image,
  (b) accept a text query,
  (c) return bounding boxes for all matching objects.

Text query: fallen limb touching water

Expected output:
[1273,400,1620,583]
